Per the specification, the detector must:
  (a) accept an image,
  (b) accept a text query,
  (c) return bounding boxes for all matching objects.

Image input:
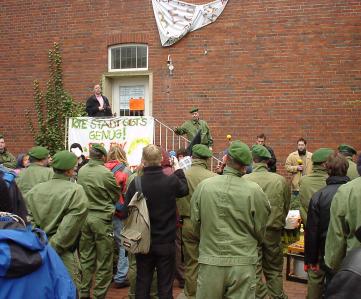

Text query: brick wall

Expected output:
[1,0,360,173]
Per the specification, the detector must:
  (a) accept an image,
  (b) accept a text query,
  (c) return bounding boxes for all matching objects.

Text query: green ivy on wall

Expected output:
[26,42,86,155]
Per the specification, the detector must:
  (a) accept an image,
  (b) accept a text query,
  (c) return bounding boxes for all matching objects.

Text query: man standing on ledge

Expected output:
[86,84,113,117]
[174,108,213,149]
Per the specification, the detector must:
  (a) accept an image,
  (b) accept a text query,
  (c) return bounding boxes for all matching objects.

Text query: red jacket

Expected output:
[105,160,132,219]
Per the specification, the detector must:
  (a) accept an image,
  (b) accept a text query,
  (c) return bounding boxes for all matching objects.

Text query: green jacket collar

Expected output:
[191,158,208,169]
[88,159,104,166]
[53,173,70,181]
[192,119,200,125]
[223,166,244,177]
[312,164,327,174]
[252,163,268,172]
[29,163,45,168]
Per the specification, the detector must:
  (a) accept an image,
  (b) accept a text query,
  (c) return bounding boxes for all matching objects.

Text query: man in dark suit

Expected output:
[86,84,113,117]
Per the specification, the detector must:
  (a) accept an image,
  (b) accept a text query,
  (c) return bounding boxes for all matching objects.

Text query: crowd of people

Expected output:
[1,120,361,299]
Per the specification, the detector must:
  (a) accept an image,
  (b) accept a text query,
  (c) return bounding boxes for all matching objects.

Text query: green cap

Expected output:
[52,150,77,170]
[251,144,272,159]
[0,133,3,139]
[192,144,213,159]
[92,143,107,156]
[312,148,334,163]
[227,140,252,165]
[338,144,357,156]
[189,107,199,113]
[28,146,49,160]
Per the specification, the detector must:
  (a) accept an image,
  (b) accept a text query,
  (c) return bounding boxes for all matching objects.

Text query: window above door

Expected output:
[108,44,148,72]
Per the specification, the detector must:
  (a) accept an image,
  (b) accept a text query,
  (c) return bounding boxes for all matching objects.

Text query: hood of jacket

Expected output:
[0,219,47,278]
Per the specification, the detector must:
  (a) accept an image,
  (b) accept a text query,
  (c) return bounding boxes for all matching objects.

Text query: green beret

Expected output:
[52,150,77,170]
[92,143,107,156]
[338,144,357,155]
[192,144,213,159]
[189,107,199,113]
[251,144,272,159]
[227,140,252,166]
[28,146,49,160]
[0,133,4,139]
[312,148,334,163]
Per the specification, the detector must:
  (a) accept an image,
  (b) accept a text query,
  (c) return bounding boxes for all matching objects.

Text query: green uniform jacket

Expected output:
[324,177,361,270]
[177,159,217,217]
[346,157,359,180]
[16,163,54,197]
[26,173,88,254]
[175,119,213,147]
[191,166,270,266]
[0,150,16,169]
[299,165,328,225]
[77,159,120,220]
[244,163,290,230]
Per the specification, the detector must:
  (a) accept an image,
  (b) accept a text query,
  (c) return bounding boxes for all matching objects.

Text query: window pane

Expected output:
[111,48,120,69]
[137,46,147,68]
[121,46,136,69]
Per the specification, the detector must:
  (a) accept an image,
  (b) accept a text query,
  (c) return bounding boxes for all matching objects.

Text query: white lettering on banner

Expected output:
[68,116,154,167]
[152,0,228,47]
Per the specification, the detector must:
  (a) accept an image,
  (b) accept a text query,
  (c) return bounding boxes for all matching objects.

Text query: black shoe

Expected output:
[113,280,130,288]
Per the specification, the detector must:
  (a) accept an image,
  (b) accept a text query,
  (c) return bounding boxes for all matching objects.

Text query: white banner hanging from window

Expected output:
[152,0,228,47]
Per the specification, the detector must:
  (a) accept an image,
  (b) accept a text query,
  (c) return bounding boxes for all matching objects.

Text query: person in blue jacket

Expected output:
[0,170,77,299]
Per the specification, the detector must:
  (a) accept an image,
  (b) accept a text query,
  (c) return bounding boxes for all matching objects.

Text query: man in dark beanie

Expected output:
[26,150,88,290]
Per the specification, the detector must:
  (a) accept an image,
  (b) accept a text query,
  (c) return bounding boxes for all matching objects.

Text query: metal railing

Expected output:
[153,118,221,171]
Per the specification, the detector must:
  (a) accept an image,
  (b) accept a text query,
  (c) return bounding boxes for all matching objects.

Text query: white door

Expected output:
[112,76,150,116]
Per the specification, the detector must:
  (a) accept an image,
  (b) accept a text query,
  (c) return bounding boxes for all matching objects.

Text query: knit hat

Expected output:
[52,150,77,170]
[338,144,357,156]
[312,148,334,163]
[251,144,271,159]
[92,144,107,156]
[192,144,213,159]
[227,141,252,166]
[28,146,49,160]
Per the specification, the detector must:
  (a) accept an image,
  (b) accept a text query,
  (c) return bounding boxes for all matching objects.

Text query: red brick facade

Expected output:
[1,1,360,171]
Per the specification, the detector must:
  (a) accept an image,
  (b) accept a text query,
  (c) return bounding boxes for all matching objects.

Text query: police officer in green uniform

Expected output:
[174,108,213,148]
[0,134,16,169]
[191,141,270,299]
[244,145,290,299]
[26,150,88,290]
[77,144,120,299]
[300,148,334,225]
[16,146,53,198]
[325,173,361,271]
[299,148,333,299]
[177,144,217,299]
[338,144,359,180]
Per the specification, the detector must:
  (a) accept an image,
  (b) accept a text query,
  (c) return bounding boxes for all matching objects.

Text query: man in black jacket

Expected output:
[304,152,350,297]
[125,144,189,299]
[86,84,112,117]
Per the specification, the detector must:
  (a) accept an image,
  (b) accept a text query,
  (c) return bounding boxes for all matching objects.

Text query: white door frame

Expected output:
[102,71,153,116]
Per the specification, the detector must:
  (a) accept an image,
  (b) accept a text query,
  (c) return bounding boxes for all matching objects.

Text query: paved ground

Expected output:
[105,261,307,299]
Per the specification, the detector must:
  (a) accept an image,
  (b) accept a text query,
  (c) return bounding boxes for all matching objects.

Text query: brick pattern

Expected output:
[1,1,360,174]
